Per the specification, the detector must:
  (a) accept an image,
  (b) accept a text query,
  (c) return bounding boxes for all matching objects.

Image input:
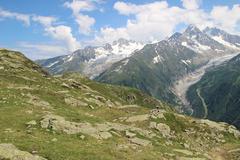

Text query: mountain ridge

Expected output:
[95,25,240,105]
[36,38,144,78]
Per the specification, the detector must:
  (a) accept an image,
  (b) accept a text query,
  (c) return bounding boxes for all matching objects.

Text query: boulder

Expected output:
[41,114,154,140]
[125,114,149,122]
[64,97,88,107]
[99,132,112,139]
[150,122,171,138]
[129,137,151,146]
[150,109,166,119]
[0,143,47,160]
[173,149,194,156]
[26,120,37,126]
[125,130,136,138]
[27,94,51,109]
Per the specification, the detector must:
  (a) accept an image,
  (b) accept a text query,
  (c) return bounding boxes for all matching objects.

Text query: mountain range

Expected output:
[36,38,144,79]
[95,25,240,104]
[37,25,240,128]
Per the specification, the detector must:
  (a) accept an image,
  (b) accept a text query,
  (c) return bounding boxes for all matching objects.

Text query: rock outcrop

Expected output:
[0,144,47,160]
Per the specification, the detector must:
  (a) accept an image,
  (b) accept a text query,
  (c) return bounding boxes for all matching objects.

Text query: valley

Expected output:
[172,52,240,115]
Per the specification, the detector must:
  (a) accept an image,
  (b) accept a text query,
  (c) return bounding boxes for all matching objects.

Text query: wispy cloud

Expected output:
[64,0,96,35]
[16,42,68,60]
[0,8,81,58]
[32,15,80,52]
[64,0,105,35]
[0,8,30,26]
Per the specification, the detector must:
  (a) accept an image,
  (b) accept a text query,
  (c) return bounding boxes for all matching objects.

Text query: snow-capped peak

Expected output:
[184,24,202,36]
[94,38,144,59]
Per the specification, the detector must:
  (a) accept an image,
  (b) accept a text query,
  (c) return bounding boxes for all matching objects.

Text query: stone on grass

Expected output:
[0,143,47,160]
[129,137,151,146]
[125,114,149,122]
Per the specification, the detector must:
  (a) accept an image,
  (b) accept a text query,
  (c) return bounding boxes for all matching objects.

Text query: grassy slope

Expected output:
[0,49,239,160]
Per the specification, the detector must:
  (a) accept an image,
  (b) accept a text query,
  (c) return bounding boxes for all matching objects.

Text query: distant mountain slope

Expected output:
[187,53,240,129]
[96,25,238,105]
[1,49,240,160]
[95,40,199,104]
[36,38,144,78]
[204,27,240,49]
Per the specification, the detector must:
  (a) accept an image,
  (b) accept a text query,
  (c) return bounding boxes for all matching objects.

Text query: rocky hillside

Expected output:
[95,25,239,105]
[0,49,240,159]
[187,54,240,129]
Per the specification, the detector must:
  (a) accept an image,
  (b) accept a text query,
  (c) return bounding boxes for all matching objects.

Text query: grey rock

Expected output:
[129,137,151,146]
[0,143,47,160]
[64,97,88,107]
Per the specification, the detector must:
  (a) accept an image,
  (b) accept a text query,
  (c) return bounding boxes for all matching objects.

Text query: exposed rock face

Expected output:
[26,94,51,109]
[129,137,151,146]
[149,122,171,138]
[64,97,88,107]
[150,109,166,119]
[125,114,149,122]
[0,144,47,160]
[26,120,37,126]
[196,119,240,138]
[125,130,136,138]
[40,114,154,139]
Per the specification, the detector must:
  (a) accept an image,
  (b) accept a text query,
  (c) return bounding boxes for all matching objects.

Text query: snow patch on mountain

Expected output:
[47,61,59,68]
[181,59,191,66]
[212,36,239,49]
[122,59,129,66]
[66,55,74,62]
[92,40,143,62]
[153,55,164,64]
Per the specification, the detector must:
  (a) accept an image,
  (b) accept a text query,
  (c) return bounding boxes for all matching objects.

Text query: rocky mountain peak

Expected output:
[103,43,113,51]
[184,24,203,36]
[168,32,182,43]
[113,38,132,46]
[203,27,226,36]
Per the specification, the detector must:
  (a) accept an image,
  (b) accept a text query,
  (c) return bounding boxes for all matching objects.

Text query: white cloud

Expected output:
[114,1,169,15]
[94,27,129,45]
[32,15,57,26]
[64,0,97,35]
[211,4,240,33]
[45,25,80,51]
[94,1,240,44]
[75,14,95,35]
[33,15,80,52]
[181,0,202,10]
[0,8,30,26]
[95,1,182,43]
[17,42,68,60]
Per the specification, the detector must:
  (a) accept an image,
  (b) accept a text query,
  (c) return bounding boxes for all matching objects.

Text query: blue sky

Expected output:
[0,0,240,59]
